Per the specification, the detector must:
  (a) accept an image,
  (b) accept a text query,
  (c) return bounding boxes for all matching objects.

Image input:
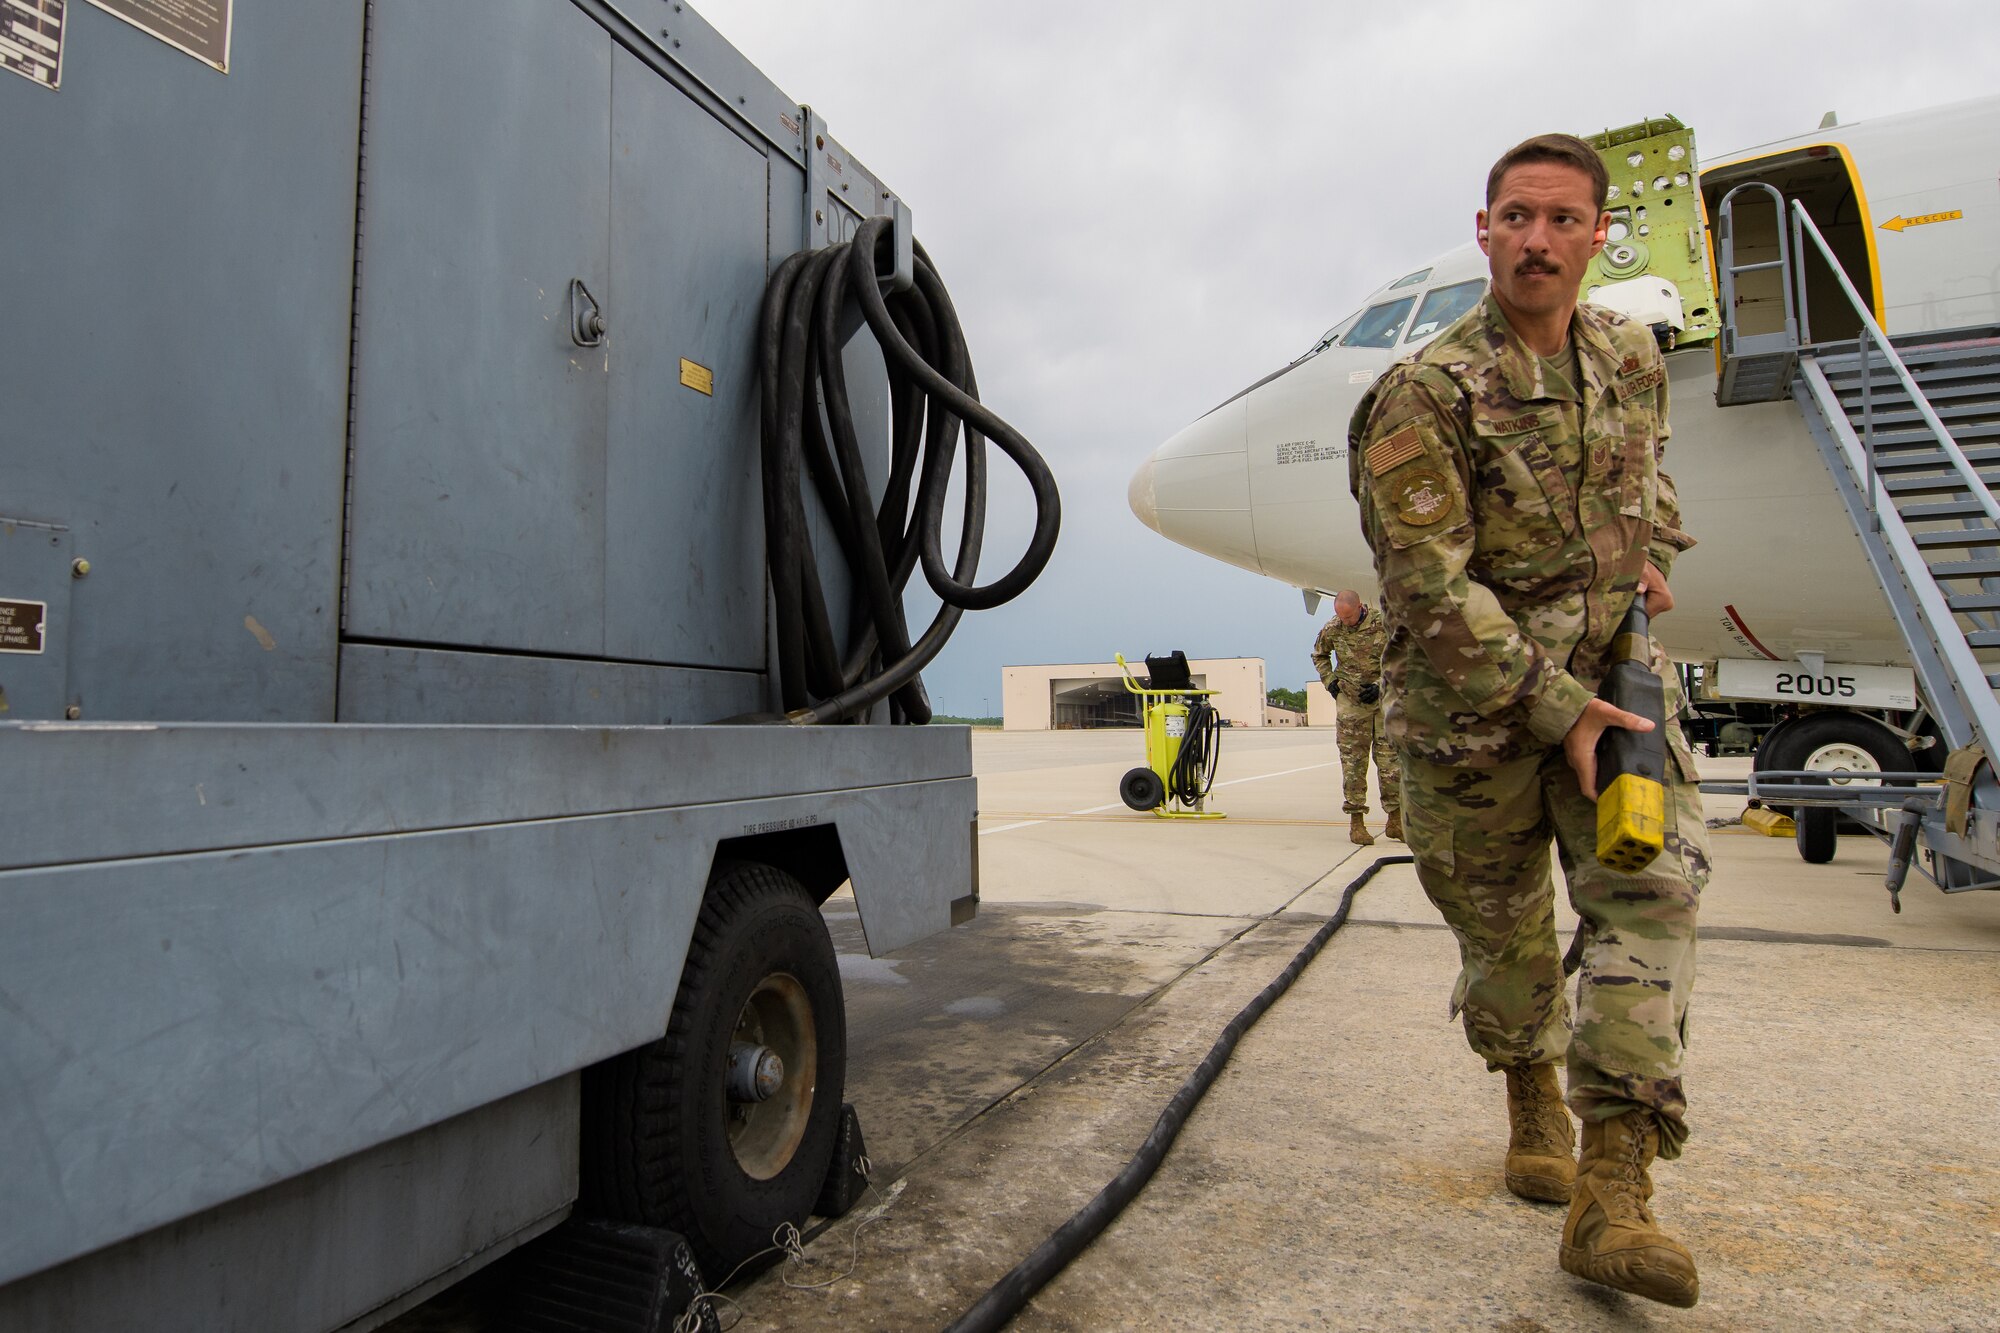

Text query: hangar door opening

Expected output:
[1049,678,1142,728]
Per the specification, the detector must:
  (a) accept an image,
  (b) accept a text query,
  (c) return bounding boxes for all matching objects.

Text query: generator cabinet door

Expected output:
[345,0,613,657]
[603,48,770,670]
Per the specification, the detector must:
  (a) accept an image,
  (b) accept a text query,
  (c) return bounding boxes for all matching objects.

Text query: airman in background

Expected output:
[1310,591,1401,844]
[1348,131,1709,1308]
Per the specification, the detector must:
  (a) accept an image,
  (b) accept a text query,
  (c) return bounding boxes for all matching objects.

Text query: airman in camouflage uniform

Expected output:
[1310,592,1402,843]
[1348,133,1709,1307]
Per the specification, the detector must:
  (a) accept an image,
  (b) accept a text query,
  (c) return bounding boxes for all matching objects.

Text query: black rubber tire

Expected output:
[1762,712,1909,860]
[1120,766,1165,811]
[579,861,846,1280]
[1750,725,1794,818]
[1795,806,1839,863]
[1758,712,1907,820]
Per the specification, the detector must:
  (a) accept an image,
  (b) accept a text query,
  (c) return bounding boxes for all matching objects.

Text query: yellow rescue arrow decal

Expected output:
[1880,210,1963,233]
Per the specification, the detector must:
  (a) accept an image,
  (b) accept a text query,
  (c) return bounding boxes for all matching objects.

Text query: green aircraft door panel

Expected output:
[1582,116,1721,348]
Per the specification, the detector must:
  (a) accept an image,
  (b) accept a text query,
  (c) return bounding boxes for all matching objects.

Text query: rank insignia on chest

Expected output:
[1620,355,1642,375]
[1367,424,1426,476]
[1393,469,1455,527]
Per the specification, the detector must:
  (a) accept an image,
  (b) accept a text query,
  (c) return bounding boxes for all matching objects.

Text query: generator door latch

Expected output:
[570,278,606,347]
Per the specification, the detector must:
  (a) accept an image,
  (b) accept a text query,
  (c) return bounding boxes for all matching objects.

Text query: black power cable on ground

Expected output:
[943,854,1415,1333]
[757,215,1061,726]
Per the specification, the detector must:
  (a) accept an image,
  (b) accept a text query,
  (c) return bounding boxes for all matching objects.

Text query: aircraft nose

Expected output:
[1128,456,1161,534]
[1127,399,1261,574]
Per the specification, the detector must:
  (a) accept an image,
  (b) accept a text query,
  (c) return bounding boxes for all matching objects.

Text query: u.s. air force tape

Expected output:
[1366,424,1425,475]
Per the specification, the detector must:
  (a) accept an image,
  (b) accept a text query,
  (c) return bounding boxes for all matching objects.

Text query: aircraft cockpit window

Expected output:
[1298,312,1360,361]
[1403,279,1487,343]
[1339,296,1417,349]
[1389,268,1432,290]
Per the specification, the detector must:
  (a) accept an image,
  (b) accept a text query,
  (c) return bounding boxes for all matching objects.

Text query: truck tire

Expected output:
[580,861,846,1280]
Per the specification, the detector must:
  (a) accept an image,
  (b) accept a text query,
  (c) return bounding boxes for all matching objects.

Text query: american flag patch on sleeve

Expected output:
[1366,425,1425,476]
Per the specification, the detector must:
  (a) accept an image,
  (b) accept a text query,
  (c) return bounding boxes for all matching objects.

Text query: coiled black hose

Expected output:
[1166,697,1222,805]
[943,854,1414,1333]
[757,215,1060,725]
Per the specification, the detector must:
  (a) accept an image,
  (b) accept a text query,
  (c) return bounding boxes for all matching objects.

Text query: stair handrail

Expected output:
[1798,355,2000,759]
[1716,182,1799,357]
[1789,201,2000,530]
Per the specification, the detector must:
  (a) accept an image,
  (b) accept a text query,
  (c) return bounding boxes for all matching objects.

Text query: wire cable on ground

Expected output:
[757,215,1060,725]
[942,853,1415,1333]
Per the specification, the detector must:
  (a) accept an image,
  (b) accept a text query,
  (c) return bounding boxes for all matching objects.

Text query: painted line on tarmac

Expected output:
[979,800,1126,836]
[978,761,1335,837]
[1213,760,1334,788]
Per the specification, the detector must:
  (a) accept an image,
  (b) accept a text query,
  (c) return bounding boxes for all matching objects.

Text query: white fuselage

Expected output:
[1131,96,2000,669]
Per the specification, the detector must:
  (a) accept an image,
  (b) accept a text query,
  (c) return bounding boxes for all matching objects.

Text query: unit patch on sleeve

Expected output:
[1392,469,1455,527]
[1366,424,1426,476]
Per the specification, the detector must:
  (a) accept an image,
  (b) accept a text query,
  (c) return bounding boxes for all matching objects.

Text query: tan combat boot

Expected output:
[1503,1062,1574,1203]
[1560,1110,1700,1307]
[1348,814,1375,845]
[1383,810,1403,841]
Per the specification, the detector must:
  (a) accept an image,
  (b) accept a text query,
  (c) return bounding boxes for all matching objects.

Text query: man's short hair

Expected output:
[1485,133,1610,212]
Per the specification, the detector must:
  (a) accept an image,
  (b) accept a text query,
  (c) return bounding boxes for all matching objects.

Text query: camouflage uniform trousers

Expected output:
[1334,695,1401,818]
[1398,743,1710,1158]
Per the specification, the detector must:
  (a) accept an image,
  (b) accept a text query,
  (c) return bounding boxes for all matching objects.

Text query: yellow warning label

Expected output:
[679,358,714,395]
[1880,210,1963,233]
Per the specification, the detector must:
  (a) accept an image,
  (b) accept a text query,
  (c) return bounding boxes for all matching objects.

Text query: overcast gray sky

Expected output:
[695,0,2000,716]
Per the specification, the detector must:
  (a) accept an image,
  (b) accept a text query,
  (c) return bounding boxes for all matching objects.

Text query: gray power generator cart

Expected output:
[0,2,1055,1328]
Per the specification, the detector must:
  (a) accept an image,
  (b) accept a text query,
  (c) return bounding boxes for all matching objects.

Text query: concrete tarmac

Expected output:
[736,729,2000,1331]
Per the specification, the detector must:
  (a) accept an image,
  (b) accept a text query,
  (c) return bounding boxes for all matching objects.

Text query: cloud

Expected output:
[694,0,2000,712]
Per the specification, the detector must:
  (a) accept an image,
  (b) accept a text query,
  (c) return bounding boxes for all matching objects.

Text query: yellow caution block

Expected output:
[1741,807,1796,837]
[1596,772,1665,873]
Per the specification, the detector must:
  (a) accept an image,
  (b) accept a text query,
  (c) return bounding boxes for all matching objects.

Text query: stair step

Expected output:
[1834,374,2000,407]
[1926,557,2000,579]
[1857,401,2000,431]
[1912,526,2000,550]
[1903,499,1996,520]
[1883,470,2000,498]
[1855,422,2000,451]
[1947,592,2000,611]
[1872,443,2000,472]
[1820,338,2000,376]
[1965,630,2000,649]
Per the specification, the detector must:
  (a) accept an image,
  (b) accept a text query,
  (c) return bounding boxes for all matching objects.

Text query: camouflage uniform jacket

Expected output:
[1346,291,1694,766]
[1310,609,1389,696]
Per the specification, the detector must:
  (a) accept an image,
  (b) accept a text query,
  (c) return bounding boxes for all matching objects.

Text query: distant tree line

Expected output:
[1266,686,1306,712]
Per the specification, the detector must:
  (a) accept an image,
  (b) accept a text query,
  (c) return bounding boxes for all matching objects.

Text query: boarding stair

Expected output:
[1715,185,2000,900]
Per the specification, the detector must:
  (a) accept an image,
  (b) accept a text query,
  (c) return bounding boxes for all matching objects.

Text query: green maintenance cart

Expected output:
[1114,652,1225,819]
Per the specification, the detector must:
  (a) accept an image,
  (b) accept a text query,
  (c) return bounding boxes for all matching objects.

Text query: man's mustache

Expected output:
[1516,259,1560,275]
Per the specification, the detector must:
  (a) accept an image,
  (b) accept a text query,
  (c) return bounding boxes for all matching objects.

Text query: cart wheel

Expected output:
[1120,766,1165,811]
[1795,806,1838,863]
[580,861,846,1278]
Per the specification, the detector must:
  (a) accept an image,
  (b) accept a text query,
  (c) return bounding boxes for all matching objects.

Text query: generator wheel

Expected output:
[581,861,846,1279]
[1120,766,1165,811]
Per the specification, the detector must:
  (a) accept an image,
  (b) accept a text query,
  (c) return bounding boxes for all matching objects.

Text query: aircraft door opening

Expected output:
[1703,146,1880,345]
